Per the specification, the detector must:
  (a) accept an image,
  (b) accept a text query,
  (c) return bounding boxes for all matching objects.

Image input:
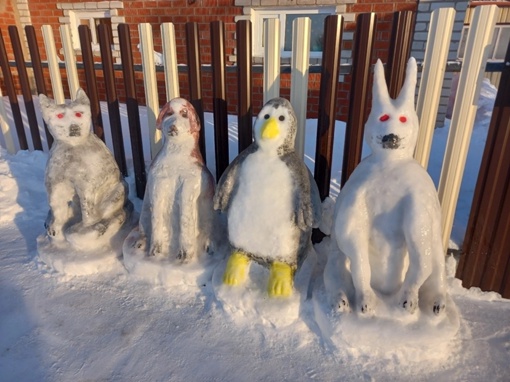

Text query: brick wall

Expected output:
[2,0,417,121]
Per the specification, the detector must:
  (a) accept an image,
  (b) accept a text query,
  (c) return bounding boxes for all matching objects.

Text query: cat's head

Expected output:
[40,88,92,145]
[156,98,200,143]
[364,58,419,159]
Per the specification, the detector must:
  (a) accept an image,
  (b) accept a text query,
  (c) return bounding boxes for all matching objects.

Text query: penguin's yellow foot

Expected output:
[267,262,294,298]
[223,251,250,286]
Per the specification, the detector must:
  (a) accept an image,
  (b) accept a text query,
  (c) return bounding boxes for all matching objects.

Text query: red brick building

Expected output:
[1,0,419,119]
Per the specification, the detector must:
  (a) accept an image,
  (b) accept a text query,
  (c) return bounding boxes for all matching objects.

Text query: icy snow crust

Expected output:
[1,82,509,380]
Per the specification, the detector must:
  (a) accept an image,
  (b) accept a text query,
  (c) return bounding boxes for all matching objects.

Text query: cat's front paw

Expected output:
[357,289,377,315]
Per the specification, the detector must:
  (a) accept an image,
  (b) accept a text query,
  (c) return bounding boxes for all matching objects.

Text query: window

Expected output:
[458,24,510,61]
[69,10,113,51]
[252,8,335,58]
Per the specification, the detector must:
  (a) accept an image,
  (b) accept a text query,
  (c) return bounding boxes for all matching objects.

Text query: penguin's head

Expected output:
[253,97,297,154]
[156,98,200,143]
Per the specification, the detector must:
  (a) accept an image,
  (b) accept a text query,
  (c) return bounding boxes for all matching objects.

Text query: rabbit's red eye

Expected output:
[379,114,390,122]
[75,112,82,118]
[57,113,64,119]
[399,116,407,123]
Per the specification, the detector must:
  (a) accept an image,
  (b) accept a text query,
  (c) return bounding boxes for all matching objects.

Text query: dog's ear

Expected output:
[156,102,172,131]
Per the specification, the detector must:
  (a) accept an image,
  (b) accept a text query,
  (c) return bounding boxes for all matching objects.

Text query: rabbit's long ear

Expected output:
[372,59,391,107]
[396,57,417,108]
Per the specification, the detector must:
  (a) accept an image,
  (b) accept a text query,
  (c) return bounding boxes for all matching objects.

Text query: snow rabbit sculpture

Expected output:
[40,89,132,245]
[135,98,215,261]
[328,58,447,316]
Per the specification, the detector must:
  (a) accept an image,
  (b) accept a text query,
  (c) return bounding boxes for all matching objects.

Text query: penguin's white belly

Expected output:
[228,152,299,263]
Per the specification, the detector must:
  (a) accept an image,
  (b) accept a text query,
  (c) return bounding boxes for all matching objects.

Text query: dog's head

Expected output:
[156,98,201,143]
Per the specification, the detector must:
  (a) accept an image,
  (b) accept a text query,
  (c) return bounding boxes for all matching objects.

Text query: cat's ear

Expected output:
[75,88,90,106]
[372,59,391,108]
[39,93,54,110]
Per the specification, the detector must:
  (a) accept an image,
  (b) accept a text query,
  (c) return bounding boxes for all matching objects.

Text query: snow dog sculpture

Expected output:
[328,58,447,315]
[40,88,133,247]
[131,98,215,262]
[214,97,322,297]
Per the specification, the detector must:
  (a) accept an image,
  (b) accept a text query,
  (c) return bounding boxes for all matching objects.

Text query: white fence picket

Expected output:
[414,7,455,169]
[139,23,161,158]
[59,24,80,99]
[161,23,180,102]
[41,25,65,104]
[290,17,311,159]
[0,87,15,154]
[437,4,500,251]
[263,18,280,103]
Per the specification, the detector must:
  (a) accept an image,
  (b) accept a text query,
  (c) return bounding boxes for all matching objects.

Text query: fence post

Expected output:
[386,11,415,98]
[414,8,456,169]
[41,25,65,104]
[59,24,80,100]
[210,21,229,179]
[78,25,105,141]
[341,12,376,187]
[161,23,179,102]
[98,24,127,177]
[290,17,311,159]
[456,40,510,298]
[314,14,343,201]
[8,26,43,151]
[25,25,53,148]
[438,5,499,252]
[138,23,161,159]
[0,29,28,150]
[186,22,206,161]
[118,23,146,199]
[236,20,253,154]
[263,18,280,103]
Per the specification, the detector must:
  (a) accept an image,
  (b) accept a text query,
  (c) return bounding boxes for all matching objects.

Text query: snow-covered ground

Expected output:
[1,80,509,381]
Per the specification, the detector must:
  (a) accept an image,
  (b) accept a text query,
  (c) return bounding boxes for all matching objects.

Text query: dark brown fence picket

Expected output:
[341,12,377,187]
[98,23,127,177]
[78,25,104,141]
[314,15,344,201]
[0,29,28,150]
[210,21,229,179]
[8,26,42,151]
[457,42,510,298]
[385,11,415,98]
[186,22,206,161]
[236,20,253,154]
[118,24,146,199]
[25,25,53,148]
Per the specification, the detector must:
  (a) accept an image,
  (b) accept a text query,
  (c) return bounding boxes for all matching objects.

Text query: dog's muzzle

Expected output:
[381,134,400,149]
[168,125,178,136]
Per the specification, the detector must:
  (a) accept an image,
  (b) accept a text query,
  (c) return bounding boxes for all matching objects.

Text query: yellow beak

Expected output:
[261,117,279,140]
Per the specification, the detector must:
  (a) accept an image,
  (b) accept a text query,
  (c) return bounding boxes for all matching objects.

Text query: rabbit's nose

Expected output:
[381,133,400,149]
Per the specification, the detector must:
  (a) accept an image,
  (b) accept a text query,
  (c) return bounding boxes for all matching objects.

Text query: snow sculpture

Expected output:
[122,98,216,284]
[214,97,322,298]
[327,58,447,315]
[37,89,133,275]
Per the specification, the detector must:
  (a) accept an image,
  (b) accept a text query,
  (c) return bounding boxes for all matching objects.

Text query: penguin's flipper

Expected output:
[308,169,322,229]
[267,261,293,297]
[214,144,257,212]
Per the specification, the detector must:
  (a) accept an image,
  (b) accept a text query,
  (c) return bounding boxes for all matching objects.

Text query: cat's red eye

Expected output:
[75,112,82,118]
[379,114,390,122]
[57,113,64,119]
[399,116,407,123]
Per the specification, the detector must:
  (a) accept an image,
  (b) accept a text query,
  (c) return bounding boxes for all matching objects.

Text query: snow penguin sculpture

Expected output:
[132,98,215,262]
[214,97,321,297]
[328,58,447,315]
[38,89,133,273]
